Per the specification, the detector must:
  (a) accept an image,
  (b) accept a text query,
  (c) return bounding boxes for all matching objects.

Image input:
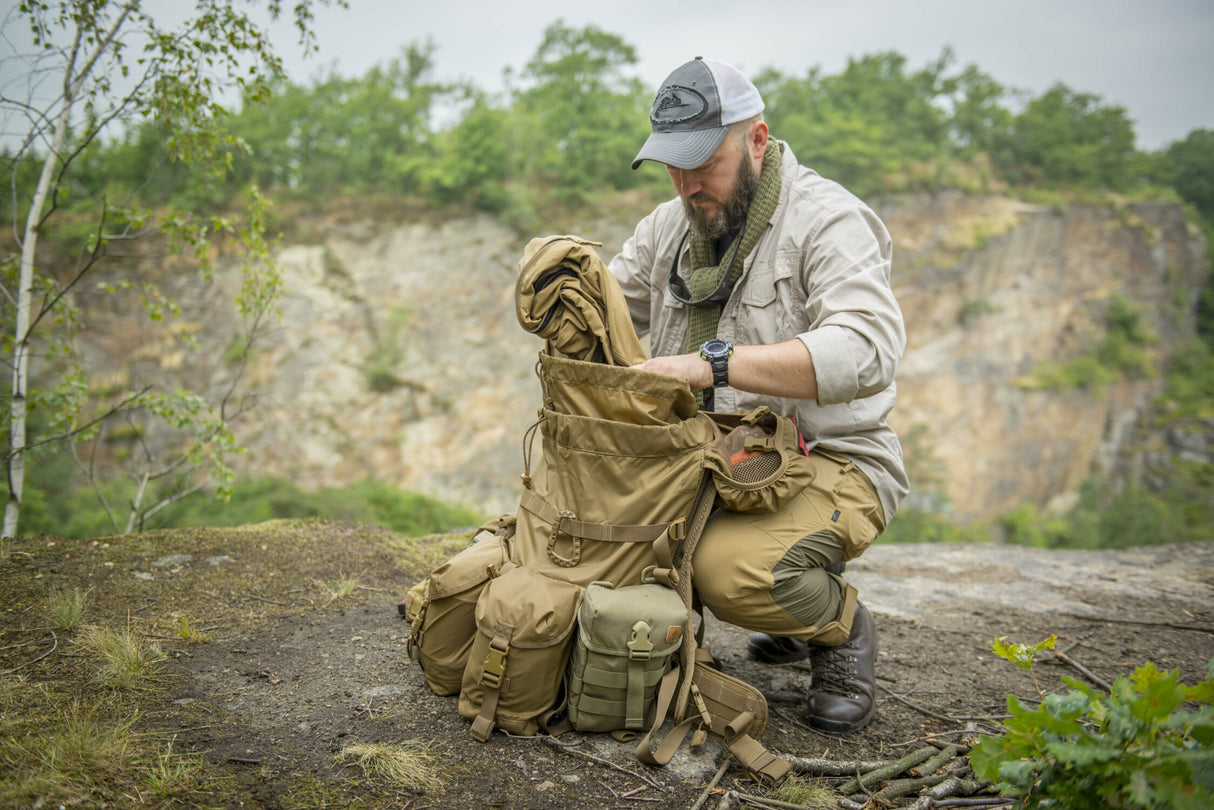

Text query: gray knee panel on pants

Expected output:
[770,530,847,627]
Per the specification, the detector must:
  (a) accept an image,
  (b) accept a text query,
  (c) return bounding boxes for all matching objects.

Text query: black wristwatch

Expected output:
[699,338,734,388]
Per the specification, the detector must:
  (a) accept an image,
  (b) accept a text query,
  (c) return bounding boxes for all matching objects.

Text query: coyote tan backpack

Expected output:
[512,351,719,589]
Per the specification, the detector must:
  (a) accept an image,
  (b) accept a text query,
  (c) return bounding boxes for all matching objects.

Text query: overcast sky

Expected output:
[1,1,1211,151]
[262,0,1213,151]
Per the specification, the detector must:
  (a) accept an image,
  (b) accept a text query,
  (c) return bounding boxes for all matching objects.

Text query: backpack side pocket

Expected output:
[409,533,511,696]
[458,566,583,740]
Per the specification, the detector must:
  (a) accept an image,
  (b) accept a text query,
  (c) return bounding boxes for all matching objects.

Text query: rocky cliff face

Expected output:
[880,192,1208,521]
[79,192,1209,525]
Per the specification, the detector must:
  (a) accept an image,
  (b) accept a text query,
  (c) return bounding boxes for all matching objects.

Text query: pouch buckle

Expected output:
[691,684,714,728]
[481,641,509,689]
[627,621,654,661]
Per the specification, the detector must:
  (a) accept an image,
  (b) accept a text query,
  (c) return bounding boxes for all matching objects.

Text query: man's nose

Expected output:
[671,169,701,197]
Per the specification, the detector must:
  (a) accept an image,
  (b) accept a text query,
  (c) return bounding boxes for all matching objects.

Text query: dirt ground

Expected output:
[2,520,1211,809]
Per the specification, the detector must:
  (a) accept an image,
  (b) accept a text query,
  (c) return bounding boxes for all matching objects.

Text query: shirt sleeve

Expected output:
[796,203,905,405]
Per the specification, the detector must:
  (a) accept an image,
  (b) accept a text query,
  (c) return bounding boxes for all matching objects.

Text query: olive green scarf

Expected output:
[679,141,783,358]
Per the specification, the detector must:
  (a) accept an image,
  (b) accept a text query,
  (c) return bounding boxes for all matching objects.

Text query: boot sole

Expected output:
[805,702,876,734]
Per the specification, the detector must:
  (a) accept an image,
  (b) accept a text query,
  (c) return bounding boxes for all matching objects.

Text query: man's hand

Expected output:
[630,353,713,391]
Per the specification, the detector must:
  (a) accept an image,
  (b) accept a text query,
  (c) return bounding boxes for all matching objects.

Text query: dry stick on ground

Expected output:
[241,593,288,606]
[909,744,967,777]
[0,631,56,676]
[728,791,815,810]
[1061,611,1214,634]
[872,770,956,803]
[878,683,1010,731]
[889,728,978,749]
[1052,648,1113,691]
[904,777,993,810]
[836,745,938,796]
[690,755,732,810]
[784,754,898,776]
[541,736,665,791]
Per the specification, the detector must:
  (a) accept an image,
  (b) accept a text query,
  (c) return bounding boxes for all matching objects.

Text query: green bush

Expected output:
[164,477,480,537]
[997,477,1206,550]
[971,658,1214,809]
[881,508,991,544]
[7,451,481,539]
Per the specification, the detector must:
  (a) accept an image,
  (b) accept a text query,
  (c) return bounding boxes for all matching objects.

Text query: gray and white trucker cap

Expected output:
[631,57,765,170]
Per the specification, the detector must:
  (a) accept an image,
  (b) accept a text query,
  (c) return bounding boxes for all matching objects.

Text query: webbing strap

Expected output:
[520,490,684,546]
[470,624,512,742]
[635,662,791,785]
[723,712,792,785]
[673,473,719,721]
[635,666,694,766]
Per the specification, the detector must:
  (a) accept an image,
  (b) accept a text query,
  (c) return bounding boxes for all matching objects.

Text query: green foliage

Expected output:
[513,19,650,204]
[992,634,1058,671]
[1,1,344,539]
[756,49,955,196]
[992,634,1058,694]
[152,476,479,538]
[971,658,1214,809]
[1026,295,1155,391]
[1160,339,1214,418]
[998,469,1212,549]
[1161,129,1214,220]
[19,24,1208,225]
[960,297,1000,326]
[881,508,992,544]
[1006,84,1138,189]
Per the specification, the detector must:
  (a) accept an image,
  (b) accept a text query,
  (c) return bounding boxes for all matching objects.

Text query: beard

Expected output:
[682,149,760,241]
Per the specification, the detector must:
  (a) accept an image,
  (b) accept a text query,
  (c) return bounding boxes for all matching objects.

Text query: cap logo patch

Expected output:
[650,84,708,127]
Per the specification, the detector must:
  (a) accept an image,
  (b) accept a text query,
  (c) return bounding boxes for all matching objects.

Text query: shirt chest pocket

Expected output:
[735,250,807,342]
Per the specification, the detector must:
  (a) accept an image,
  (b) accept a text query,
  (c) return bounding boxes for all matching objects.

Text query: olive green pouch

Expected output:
[566,573,688,733]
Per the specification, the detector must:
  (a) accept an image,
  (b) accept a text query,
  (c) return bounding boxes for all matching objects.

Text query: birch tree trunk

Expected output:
[4,5,133,539]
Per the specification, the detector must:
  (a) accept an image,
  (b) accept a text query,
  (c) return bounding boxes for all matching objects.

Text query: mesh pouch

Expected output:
[704,407,814,513]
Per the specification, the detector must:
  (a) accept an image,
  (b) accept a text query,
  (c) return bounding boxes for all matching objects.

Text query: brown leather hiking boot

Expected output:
[804,601,877,733]
[746,633,809,663]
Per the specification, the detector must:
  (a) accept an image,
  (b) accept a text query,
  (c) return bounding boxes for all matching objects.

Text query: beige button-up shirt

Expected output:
[609,142,909,521]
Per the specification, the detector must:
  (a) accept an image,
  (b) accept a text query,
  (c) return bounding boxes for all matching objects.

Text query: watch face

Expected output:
[702,338,731,358]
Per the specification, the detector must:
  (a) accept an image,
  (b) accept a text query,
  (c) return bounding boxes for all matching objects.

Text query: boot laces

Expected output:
[811,645,859,696]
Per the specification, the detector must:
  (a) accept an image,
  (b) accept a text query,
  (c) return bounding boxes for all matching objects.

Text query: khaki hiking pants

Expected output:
[692,450,886,647]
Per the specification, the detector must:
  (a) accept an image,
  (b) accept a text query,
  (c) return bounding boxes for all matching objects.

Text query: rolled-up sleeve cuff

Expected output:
[799,326,858,405]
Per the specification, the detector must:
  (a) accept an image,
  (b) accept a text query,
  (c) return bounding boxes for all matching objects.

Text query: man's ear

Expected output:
[749,121,770,161]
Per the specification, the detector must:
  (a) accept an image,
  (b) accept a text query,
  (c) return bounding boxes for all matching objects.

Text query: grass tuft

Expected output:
[0,701,136,806]
[316,574,361,601]
[77,624,167,689]
[145,738,206,798]
[173,616,212,644]
[338,741,444,794]
[775,775,840,808]
[47,585,92,631]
